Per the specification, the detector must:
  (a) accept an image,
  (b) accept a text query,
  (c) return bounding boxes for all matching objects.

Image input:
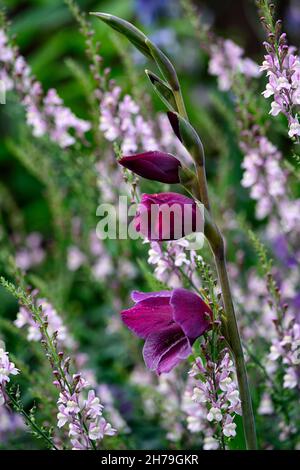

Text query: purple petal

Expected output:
[135,192,202,241]
[121,297,173,339]
[142,324,192,374]
[167,112,181,141]
[131,290,171,303]
[171,288,211,341]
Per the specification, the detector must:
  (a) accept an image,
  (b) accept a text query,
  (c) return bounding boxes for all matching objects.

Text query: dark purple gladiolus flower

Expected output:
[119,151,181,184]
[121,289,212,374]
[135,192,203,241]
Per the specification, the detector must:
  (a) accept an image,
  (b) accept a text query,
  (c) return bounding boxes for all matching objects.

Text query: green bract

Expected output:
[90,12,152,59]
[145,70,177,112]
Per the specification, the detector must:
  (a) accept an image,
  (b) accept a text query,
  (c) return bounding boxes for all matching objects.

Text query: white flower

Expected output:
[155,259,168,277]
[187,415,203,433]
[85,390,103,419]
[103,421,116,436]
[258,393,274,415]
[174,252,189,267]
[65,399,80,414]
[88,422,102,440]
[0,348,19,385]
[276,77,291,91]
[89,418,116,440]
[219,376,232,392]
[207,406,222,423]
[57,407,69,428]
[288,121,300,138]
[291,349,300,365]
[203,435,219,450]
[148,247,161,264]
[268,344,281,361]
[262,83,275,98]
[223,421,237,437]
[192,387,207,404]
[283,369,297,389]
[269,101,282,116]
[227,389,240,408]
[67,246,86,271]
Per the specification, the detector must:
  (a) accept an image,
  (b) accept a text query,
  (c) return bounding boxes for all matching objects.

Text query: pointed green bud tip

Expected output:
[89,12,152,59]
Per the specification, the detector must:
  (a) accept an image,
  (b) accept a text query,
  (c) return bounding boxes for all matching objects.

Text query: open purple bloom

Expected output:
[121,289,212,374]
[134,192,203,241]
[119,151,181,184]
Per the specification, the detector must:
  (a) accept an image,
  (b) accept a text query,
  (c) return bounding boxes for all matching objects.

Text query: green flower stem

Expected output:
[6,388,59,450]
[173,70,258,448]
[199,178,257,449]
[214,251,257,450]
[179,112,257,449]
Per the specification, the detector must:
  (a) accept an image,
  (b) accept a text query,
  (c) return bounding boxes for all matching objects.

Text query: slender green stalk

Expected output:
[190,202,257,450]
[174,79,258,451]
[6,389,59,450]
[213,252,257,450]
[196,163,257,449]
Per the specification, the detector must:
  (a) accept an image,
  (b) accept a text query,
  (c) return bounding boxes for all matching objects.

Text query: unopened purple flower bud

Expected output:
[279,33,286,44]
[268,32,275,43]
[263,42,275,54]
[134,192,203,241]
[73,373,81,384]
[275,20,282,38]
[119,151,181,184]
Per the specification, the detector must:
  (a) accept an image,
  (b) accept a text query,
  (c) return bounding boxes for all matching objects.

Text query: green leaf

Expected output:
[90,12,152,59]
[145,69,177,112]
